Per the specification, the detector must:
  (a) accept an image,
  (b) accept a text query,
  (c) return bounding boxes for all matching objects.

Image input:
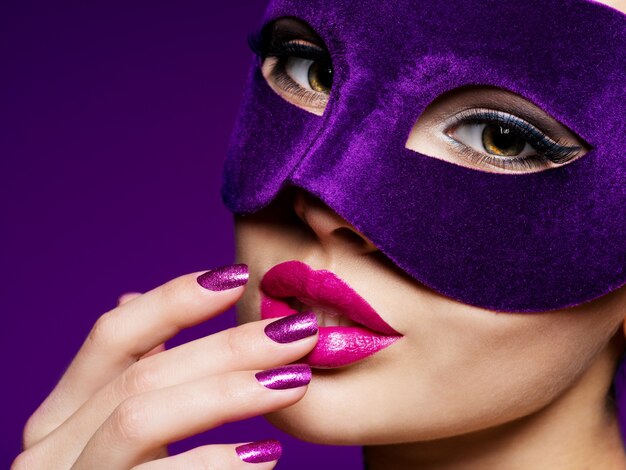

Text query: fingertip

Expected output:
[235,438,282,464]
[196,263,249,292]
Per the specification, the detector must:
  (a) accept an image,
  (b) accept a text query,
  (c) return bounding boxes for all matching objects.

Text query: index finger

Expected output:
[24,263,249,448]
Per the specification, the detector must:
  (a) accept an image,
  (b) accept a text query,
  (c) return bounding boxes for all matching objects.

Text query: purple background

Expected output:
[1,1,361,467]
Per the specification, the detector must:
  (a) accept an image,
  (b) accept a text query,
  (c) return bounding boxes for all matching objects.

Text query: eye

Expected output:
[443,109,584,171]
[282,52,333,94]
[247,19,332,116]
[405,86,592,174]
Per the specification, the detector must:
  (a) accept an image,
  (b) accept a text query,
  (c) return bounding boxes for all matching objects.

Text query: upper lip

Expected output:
[260,260,400,336]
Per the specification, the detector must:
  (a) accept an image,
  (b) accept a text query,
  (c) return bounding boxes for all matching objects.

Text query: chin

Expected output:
[262,399,371,445]
[257,373,438,446]
[262,400,448,447]
[260,372,529,447]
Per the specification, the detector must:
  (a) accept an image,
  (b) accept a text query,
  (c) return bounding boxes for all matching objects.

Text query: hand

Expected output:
[12,264,319,469]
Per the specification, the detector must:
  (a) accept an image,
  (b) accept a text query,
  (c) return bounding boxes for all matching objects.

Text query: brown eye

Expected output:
[307,61,333,93]
[481,124,526,157]
[447,119,536,161]
[250,17,332,115]
[442,108,586,171]
[405,86,591,173]
[282,55,333,94]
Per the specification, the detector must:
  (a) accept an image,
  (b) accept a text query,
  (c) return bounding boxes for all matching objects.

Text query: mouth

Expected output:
[260,260,403,368]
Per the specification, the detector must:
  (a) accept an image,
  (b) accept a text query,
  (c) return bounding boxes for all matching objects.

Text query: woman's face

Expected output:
[234,190,626,444]
[233,0,626,445]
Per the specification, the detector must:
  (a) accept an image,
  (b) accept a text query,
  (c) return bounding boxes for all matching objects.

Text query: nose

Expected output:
[291,188,379,255]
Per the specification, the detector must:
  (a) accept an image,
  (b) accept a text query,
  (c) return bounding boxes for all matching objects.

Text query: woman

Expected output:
[13,0,626,468]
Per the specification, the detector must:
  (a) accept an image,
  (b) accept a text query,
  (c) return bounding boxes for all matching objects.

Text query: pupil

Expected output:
[482,124,525,156]
[308,60,333,92]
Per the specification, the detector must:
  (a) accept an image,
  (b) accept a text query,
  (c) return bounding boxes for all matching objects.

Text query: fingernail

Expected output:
[256,364,312,390]
[264,311,318,344]
[196,263,248,291]
[236,438,282,463]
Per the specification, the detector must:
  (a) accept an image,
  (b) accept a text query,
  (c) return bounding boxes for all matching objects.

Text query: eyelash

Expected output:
[247,30,330,106]
[247,28,584,171]
[445,109,582,170]
[248,29,328,62]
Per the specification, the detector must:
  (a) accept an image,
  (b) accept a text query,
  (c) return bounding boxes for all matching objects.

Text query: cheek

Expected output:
[264,303,619,445]
[373,280,617,429]
[232,216,626,444]
[400,303,617,433]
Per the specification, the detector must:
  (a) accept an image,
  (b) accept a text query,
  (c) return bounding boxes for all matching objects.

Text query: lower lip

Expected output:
[303,326,401,368]
[261,292,401,368]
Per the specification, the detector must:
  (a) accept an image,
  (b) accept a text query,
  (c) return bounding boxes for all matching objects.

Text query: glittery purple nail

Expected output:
[235,439,282,463]
[264,311,318,344]
[255,364,312,390]
[196,264,248,291]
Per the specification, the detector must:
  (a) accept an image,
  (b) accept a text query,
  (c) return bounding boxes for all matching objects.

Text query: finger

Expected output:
[24,264,248,448]
[73,366,310,469]
[119,294,166,361]
[117,311,318,394]
[139,342,166,361]
[117,292,142,306]
[23,314,317,467]
[130,441,281,470]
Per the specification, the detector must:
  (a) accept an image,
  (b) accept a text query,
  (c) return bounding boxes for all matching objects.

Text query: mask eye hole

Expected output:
[405,85,592,174]
[247,17,332,116]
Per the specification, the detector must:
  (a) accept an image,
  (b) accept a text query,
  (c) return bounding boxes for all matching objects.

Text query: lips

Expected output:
[260,260,402,368]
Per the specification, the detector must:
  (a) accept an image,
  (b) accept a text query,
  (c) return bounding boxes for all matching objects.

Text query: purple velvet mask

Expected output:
[221,0,626,313]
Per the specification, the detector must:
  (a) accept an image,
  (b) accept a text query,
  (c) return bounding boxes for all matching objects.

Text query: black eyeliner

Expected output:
[248,33,328,63]
[451,109,581,164]
[247,19,328,59]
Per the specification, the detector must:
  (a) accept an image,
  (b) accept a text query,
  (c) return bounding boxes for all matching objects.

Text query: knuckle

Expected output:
[157,274,195,311]
[188,445,224,470]
[21,412,44,449]
[109,397,150,445]
[117,360,159,398]
[21,398,57,449]
[11,450,36,470]
[225,327,253,360]
[86,312,119,350]
[189,449,220,470]
[215,373,247,407]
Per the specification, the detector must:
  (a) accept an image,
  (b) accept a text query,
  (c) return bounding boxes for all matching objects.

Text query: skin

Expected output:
[235,187,626,469]
[14,0,626,468]
[13,277,319,469]
[237,0,626,468]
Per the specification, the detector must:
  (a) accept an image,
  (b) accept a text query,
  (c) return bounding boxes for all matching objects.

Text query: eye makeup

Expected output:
[224,0,626,313]
[248,25,332,111]
[443,108,585,171]
[248,18,586,171]
[247,18,328,60]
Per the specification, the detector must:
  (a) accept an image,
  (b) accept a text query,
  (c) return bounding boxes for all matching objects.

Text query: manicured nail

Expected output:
[196,263,248,291]
[255,364,312,390]
[236,439,282,463]
[264,311,318,343]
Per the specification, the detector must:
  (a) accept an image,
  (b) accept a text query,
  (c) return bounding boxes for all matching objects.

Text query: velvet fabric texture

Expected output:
[222,0,626,314]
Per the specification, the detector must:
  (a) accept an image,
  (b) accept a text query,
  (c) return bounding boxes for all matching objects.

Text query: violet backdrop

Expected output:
[0,1,362,467]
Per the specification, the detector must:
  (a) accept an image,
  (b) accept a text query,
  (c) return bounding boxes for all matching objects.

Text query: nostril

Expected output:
[334,226,370,248]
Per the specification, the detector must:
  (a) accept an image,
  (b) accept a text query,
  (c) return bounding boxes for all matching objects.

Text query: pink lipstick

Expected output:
[260,260,402,368]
